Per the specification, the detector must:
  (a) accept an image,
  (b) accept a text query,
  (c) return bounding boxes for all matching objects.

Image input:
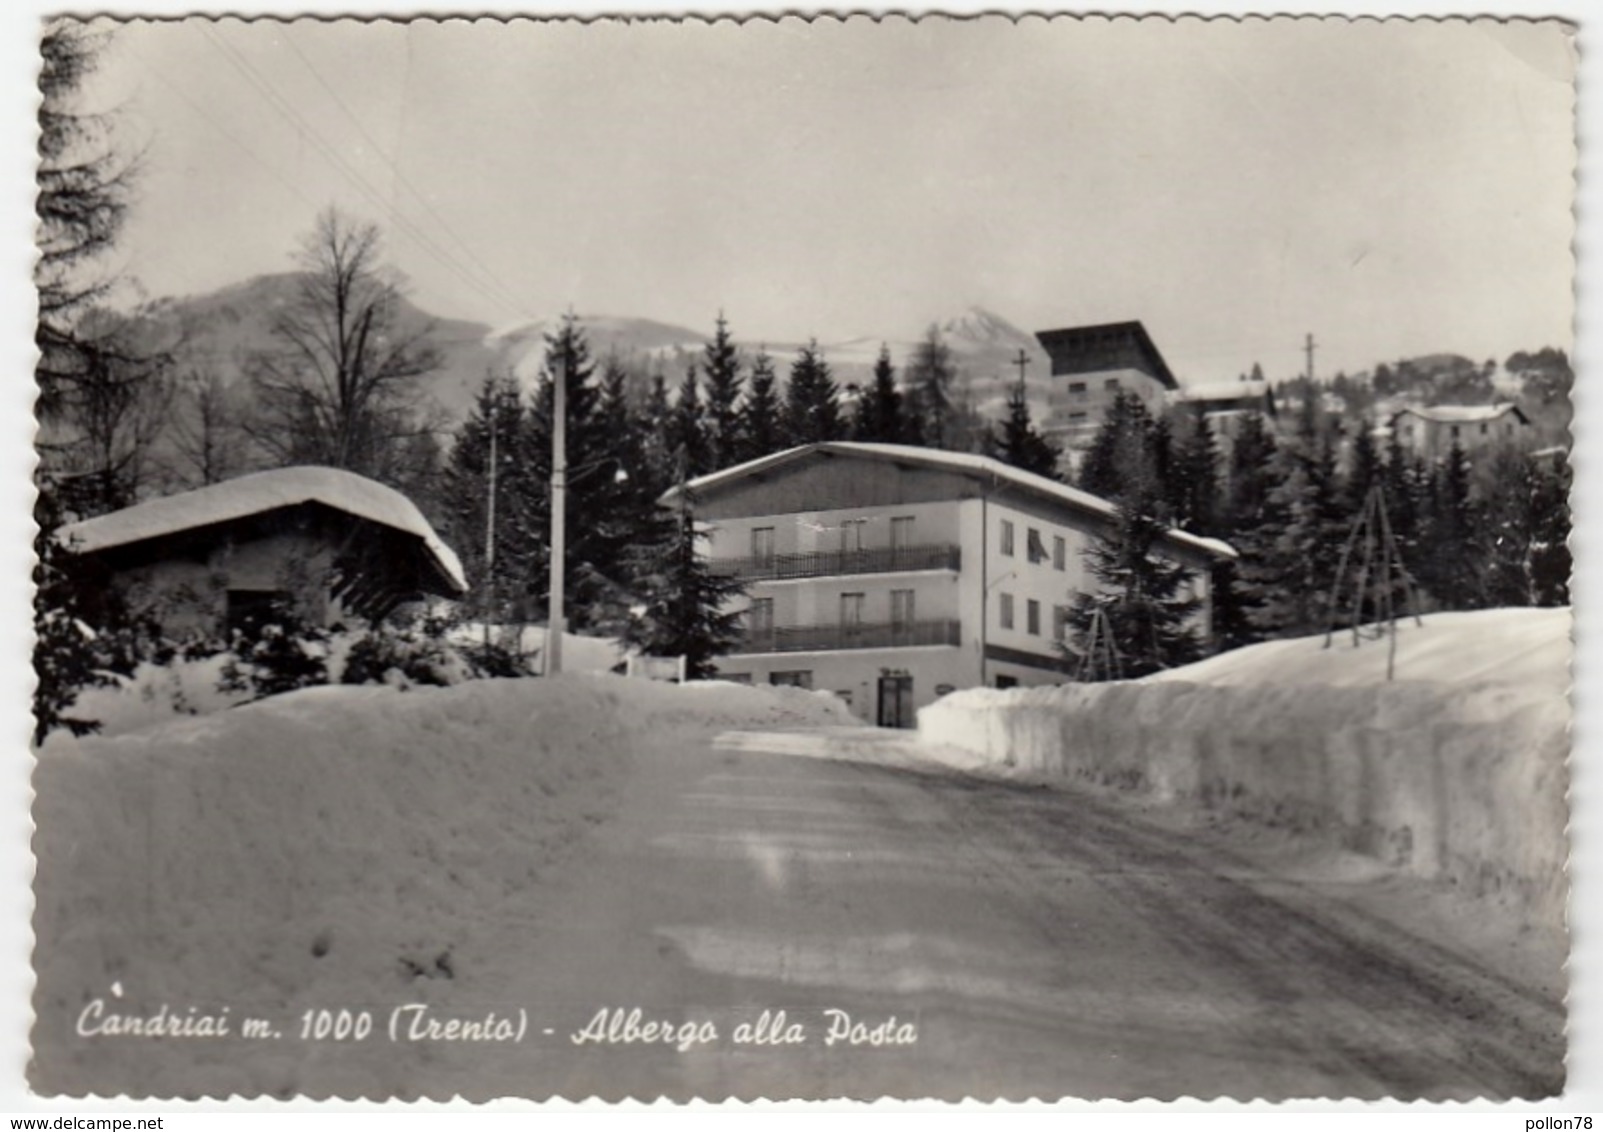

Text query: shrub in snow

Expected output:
[219,608,331,700]
[340,627,471,688]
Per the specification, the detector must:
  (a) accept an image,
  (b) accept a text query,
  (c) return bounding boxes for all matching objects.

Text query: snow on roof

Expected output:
[1177,380,1269,403]
[1392,403,1526,424]
[671,441,1237,561]
[60,466,467,592]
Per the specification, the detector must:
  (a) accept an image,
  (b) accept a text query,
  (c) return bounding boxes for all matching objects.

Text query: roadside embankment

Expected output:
[919,609,1570,927]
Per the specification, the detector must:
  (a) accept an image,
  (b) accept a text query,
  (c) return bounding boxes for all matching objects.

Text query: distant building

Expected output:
[1387,404,1531,462]
[1034,321,1180,454]
[1173,378,1277,447]
[59,467,468,637]
[671,442,1234,727]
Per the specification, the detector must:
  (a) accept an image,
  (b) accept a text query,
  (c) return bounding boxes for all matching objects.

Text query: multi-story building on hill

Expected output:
[670,442,1234,728]
[1034,321,1181,456]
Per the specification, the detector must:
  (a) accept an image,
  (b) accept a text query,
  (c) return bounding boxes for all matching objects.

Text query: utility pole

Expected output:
[547,345,568,677]
[1304,332,1317,383]
[1012,347,1031,385]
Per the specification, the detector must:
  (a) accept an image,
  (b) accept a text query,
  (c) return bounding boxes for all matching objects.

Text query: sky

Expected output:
[79,15,1576,386]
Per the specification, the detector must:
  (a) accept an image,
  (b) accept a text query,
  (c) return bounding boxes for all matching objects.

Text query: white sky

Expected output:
[83,16,1575,385]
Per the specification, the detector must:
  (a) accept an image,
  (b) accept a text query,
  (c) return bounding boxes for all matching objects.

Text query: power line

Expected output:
[198,24,528,322]
[276,30,529,318]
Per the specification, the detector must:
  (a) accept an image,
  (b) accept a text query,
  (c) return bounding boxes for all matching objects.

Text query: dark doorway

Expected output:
[877,674,914,729]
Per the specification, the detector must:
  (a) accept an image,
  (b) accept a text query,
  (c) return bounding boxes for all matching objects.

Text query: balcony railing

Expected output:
[731,618,962,655]
[713,543,961,581]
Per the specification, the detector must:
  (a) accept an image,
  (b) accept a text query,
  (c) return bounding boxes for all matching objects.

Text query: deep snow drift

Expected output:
[32,676,853,1095]
[920,609,1571,934]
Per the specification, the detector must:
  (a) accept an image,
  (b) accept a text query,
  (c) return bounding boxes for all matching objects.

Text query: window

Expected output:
[747,597,774,635]
[1402,424,1413,439]
[1105,377,1121,391]
[999,593,1015,630]
[751,526,775,565]
[1450,425,1461,439]
[890,515,915,553]
[840,592,866,629]
[771,671,813,689]
[835,690,853,707]
[890,589,915,628]
[840,518,868,553]
[1000,519,1015,556]
[1068,381,1087,395]
[1479,422,1488,436]
[1053,535,1066,571]
[1027,599,1041,636]
[995,674,1018,689]
[1053,604,1071,641]
[1068,411,1088,422]
[1026,527,1048,564]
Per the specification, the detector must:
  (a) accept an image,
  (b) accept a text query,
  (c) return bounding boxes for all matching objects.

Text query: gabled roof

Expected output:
[668,442,1236,561]
[1033,320,1179,390]
[60,466,468,593]
[1390,403,1530,425]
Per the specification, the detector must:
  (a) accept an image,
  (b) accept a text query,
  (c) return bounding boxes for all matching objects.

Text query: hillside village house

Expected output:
[673,442,1235,728]
[1173,377,1278,449]
[59,467,467,637]
[1387,403,1531,462]
[1034,321,1180,458]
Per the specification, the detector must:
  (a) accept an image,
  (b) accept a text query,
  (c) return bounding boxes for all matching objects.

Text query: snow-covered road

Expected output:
[34,717,1565,1102]
[431,726,1565,1102]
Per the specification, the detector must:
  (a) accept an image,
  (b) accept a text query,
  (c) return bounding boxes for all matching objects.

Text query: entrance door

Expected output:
[877,674,915,729]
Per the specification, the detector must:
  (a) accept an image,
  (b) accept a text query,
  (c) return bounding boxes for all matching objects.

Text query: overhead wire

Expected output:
[197,23,529,323]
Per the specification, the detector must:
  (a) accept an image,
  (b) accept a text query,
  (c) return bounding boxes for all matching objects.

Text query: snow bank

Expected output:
[921,610,1570,924]
[33,676,853,1071]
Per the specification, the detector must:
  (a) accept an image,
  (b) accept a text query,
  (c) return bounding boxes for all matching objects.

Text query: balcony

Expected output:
[713,543,961,582]
[730,618,962,655]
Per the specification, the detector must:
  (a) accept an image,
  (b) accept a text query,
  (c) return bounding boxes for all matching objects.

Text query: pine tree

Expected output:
[639,372,676,498]
[1529,449,1572,607]
[853,344,910,444]
[738,347,784,460]
[1237,431,1348,638]
[1215,412,1278,649]
[701,312,744,470]
[1077,391,1156,504]
[670,362,711,477]
[1418,441,1483,610]
[442,374,529,628]
[904,325,957,448]
[623,484,747,680]
[993,378,1061,479]
[1170,412,1221,534]
[782,340,844,445]
[1065,468,1203,680]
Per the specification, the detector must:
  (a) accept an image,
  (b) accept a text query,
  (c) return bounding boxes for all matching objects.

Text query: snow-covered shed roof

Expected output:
[668,442,1236,561]
[60,466,467,593]
[1390,403,1529,425]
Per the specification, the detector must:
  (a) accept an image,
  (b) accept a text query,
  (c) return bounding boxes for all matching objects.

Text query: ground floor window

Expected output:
[995,674,1018,689]
[771,670,814,689]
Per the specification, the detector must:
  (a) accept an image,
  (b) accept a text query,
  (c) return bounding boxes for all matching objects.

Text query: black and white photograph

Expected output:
[21,10,1579,1105]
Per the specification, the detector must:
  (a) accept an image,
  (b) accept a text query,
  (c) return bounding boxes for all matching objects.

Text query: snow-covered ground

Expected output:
[32,675,854,1094]
[1145,606,1569,697]
[920,609,1571,928]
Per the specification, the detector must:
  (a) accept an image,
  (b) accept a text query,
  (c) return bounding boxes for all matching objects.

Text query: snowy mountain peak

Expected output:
[934,306,1038,350]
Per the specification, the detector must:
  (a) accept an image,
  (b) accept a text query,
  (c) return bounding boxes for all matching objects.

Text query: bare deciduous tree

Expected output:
[245,208,443,480]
